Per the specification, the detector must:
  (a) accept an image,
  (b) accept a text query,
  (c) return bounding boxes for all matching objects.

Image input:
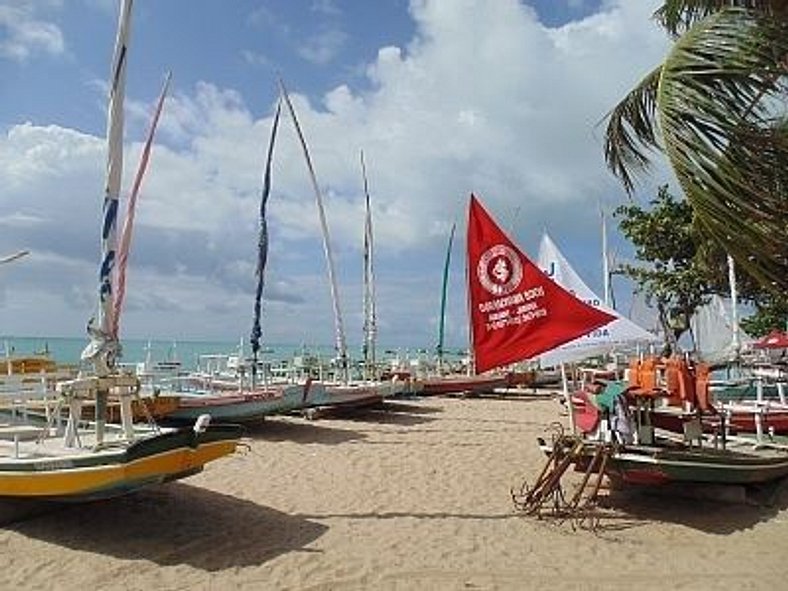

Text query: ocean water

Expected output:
[0,335,453,371]
[0,335,339,370]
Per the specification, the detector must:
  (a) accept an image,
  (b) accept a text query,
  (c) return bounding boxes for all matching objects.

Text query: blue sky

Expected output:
[0,0,672,352]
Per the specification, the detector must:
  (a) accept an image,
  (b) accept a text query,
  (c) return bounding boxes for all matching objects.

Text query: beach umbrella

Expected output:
[752,330,788,350]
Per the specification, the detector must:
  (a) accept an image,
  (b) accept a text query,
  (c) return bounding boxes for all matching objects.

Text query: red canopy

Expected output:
[753,330,788,350]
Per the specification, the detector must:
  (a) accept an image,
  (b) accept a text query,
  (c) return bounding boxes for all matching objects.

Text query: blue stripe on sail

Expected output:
[251,101,281,356]
[102,197,118,239]
[112,41,128,92]
[99,251,115,301]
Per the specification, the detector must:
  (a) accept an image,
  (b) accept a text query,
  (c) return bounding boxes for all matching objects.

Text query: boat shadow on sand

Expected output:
[587,478,788,535]
[327,401,443,427]
[242,417,368,444]
[3,483,328,571]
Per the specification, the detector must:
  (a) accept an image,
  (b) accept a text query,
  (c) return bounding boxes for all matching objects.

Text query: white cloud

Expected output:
[241,49,272,68]
[1,0,672,347]
[311,0,341,17]
[297,28,348,65]
[0,2,65,62]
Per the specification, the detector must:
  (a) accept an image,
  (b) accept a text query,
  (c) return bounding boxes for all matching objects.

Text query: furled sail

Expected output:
[250,100,282,365]
[437,222,456,369]
[113,72,171,340]
[82,0,133,375]
[360,150,377,379]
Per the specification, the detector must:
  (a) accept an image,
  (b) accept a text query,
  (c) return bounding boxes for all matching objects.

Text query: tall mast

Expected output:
[437,223,456,373]
[601,205,611,309]
[727,254,741,355]
[360,150,377,380]
[279,80,348,383]
[82,0,133,376]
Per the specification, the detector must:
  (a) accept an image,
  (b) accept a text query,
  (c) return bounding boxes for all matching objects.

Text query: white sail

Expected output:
[691,294,753,363]
[537,233,659,368]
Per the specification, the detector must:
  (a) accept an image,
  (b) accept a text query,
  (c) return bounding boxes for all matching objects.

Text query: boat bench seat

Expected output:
[0,425,43,440]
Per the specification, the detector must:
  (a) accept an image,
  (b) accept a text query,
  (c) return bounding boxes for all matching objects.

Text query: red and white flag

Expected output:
[467,194,615,373]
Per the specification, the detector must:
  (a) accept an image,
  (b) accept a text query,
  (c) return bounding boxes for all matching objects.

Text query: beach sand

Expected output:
[1,392,788,590]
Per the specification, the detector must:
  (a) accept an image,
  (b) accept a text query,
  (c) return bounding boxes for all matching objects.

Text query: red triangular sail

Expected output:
[467,194,616,373]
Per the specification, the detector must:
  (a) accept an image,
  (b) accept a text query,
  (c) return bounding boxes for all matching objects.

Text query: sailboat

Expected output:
[273,85,405,416]
[416,221,513,397]
[466,195,616,374]
[0,0,241,501]
[160,95,326,425]
[305,150,404,413]
[486,222,788,517]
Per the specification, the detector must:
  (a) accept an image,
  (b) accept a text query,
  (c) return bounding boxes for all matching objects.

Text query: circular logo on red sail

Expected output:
[477,244,522,296]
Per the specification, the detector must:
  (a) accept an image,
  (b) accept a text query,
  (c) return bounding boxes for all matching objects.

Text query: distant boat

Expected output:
[160,382,325,424]
[418,373,511,396]
[0,0,241,502]
[277,85,405,412]
[156,92,322,424]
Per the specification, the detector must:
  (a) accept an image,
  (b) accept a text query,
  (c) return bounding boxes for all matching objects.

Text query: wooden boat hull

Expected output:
[651,406,788,436]
[419,374,509,396]
[0,424,242,502]
[161,383,325,424]
[727,409,788,435]
[566,442,788,486]
[310,383,392,414]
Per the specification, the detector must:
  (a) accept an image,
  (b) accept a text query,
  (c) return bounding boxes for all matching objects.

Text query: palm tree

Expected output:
[603,1,788,293]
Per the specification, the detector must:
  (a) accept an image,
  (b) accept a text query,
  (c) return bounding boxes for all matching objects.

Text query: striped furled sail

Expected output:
[82,0,133,374]
[279,79,349,382]
[250,100,282,363]
[360,150,377,379]
[112,72,171,340]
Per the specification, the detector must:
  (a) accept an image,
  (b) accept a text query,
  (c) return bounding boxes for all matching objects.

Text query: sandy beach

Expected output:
[1,392,787,590]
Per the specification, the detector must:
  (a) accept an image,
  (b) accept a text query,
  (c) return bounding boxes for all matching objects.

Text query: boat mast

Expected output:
[360,150,377,381]
[437,223,456,374]
[727,254,741,356]
[69,0,135,447]
[81,0,133,377]
[0,250,30,265]
[601,205,611,309]
[279,80,349,383]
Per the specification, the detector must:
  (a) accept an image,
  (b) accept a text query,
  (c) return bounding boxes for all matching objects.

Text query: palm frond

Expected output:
[602,66,663,195]
[658,8,788,290]
[654,1,788,36]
